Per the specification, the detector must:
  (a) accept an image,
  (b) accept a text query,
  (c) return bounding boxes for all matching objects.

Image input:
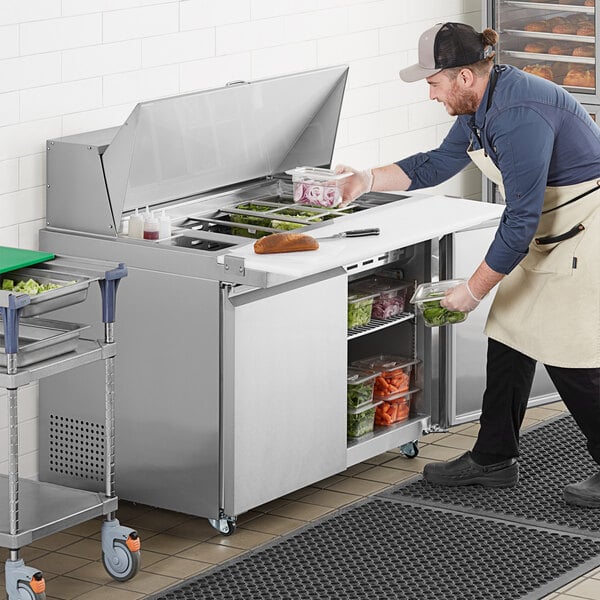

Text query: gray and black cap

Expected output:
[400,22,494,82]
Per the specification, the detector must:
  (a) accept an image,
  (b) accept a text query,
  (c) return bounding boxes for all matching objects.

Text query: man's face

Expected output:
[426,70,479,116]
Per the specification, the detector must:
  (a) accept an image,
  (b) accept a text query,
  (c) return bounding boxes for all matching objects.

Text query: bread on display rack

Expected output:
[524,42,548,53]
[563,67,595,87]
[523,64,554,81]
[572,45,595,57]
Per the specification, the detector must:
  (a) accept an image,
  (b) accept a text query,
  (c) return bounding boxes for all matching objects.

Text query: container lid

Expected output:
[347,291,378,305]
[347,367,380,386]
[410,279,466,304]
[99,65,348,218]
[351,275,411,297]
[285,167,352,183]
[347,400,382,415]
[378,388,420,402]
[351,354,419,373]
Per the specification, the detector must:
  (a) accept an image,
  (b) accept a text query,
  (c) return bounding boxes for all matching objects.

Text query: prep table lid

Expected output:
[103,65,348,218]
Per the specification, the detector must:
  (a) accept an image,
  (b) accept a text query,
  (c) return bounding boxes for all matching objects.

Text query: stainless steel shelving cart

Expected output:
[0,255,140,600]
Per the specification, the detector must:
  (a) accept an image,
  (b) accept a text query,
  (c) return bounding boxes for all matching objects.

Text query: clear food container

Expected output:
[347,292,377,329]
[347,401,381,438]
[410,279,469,327]
[286,167,351,208]
[352,276,412,320]
[374,389,419,427]
[351,354,419,400]
[347,367,380,409]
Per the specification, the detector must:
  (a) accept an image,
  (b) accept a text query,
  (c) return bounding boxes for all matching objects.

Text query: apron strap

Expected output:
[535,223,585,245]
[542,180,600,214]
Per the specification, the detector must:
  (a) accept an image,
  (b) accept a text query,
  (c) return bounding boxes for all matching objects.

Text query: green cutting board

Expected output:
[0,246,55,274]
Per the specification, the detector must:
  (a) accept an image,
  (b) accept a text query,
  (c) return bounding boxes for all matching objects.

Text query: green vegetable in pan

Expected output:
[422,299,467,326]
[2,278,66,295]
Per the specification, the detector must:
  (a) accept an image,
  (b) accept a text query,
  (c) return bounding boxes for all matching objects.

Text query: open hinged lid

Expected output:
[46,65,349,235]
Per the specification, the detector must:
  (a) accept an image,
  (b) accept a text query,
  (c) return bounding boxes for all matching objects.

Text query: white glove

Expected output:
[334,165,373,206]
[440,281,483,313]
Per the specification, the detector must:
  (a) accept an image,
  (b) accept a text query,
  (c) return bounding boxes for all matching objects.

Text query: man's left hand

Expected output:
[440,281,482,313]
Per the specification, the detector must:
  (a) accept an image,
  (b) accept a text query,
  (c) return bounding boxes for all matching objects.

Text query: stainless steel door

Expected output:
[221,269,348,516]
[447,222,559,425]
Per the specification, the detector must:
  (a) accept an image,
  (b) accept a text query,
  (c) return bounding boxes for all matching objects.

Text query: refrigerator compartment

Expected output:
[410,279,469,327]
[286,167,352,208]
[0,268,91,317]
[219,202,349,237]
[0,318,90,367]
[374,389,419,427]
[351,276,412,320]
[347,401,381,438]
[347,292,377,329]
[347,367,380,409]
[351,355,418,400]
[169,235,236,251]
[177,215,279,240]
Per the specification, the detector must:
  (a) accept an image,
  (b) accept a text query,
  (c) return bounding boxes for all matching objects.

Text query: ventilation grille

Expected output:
[48,414,105,482]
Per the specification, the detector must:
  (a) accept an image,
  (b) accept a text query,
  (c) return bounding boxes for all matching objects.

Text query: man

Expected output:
[337,22,600,507]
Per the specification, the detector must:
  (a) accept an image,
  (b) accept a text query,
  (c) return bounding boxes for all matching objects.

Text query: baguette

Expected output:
[253,232,319,254]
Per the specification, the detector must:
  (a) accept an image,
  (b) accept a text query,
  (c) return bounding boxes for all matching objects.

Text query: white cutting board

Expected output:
[218,194,505,283]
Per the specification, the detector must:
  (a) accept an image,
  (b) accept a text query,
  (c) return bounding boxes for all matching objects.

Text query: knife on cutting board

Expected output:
[315,228,380,240]
[253,228,380,254]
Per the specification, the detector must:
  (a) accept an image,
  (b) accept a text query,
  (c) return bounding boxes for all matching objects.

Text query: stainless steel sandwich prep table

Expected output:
[0,255,140,599]
[39,65,504,535]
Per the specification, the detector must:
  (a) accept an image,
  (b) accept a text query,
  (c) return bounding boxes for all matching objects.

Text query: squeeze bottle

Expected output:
[158,209,171,240]
[143,209,159,240]
[128,208,144,239]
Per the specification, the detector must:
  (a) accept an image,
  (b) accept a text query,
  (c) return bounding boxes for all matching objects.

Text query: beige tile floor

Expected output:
[1,400,599,600]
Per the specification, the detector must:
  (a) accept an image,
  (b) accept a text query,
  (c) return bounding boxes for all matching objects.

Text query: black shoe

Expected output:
[564,472,600,508]
[423,451,519,488]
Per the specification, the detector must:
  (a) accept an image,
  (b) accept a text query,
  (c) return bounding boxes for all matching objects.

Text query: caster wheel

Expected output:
[103,538,141,582]
[208,517,237,536]
[401,441,419,458]
[16,581,46,600]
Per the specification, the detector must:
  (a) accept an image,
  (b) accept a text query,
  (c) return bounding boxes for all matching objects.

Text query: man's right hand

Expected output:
[334,165,373,206]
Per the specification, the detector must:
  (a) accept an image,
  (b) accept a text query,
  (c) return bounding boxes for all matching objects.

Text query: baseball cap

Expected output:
[400,22,493,82]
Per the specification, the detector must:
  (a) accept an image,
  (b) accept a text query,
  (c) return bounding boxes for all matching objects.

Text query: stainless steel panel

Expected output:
[0,475,117,547]
[222,270,348,516]
[39,261,222,517]
[448,223,559,425]
[46,139,117,235]
[103,65,348,217]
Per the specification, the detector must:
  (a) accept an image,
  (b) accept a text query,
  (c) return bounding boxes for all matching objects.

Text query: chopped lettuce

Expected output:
[1,278,68,295]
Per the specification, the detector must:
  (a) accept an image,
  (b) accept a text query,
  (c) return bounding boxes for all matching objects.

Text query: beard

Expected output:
[444,83,480,116]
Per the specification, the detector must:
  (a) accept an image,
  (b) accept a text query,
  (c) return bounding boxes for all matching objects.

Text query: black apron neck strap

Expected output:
[486,65,501,113]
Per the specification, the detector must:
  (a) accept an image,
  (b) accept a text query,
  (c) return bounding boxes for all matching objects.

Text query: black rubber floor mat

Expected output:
[379,414,600,536]
[148,499,600,600]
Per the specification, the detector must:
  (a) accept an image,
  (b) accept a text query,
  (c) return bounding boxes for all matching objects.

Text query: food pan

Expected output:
[0,267,92,316]
[410,279,468,327]
[0,318,90,367]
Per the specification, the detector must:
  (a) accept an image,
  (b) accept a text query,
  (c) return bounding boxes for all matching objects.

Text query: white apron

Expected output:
[469,147,600,368]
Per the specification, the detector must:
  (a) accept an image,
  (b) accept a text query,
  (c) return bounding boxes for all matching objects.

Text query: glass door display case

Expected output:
[488,0,598,104]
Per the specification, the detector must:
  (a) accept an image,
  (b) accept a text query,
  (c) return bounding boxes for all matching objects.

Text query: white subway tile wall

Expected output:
[0,0,482,475]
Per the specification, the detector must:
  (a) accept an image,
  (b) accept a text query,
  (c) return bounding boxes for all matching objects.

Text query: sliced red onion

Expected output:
[294,182,305,202]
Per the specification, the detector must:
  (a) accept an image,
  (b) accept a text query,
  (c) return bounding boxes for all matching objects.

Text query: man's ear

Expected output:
[459,68,475,87]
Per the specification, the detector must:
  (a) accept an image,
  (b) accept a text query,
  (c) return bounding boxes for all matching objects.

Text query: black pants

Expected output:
[471,338,600,466]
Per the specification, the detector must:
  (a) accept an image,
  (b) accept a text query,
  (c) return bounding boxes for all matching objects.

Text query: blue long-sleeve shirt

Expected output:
[396,64,600,274]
